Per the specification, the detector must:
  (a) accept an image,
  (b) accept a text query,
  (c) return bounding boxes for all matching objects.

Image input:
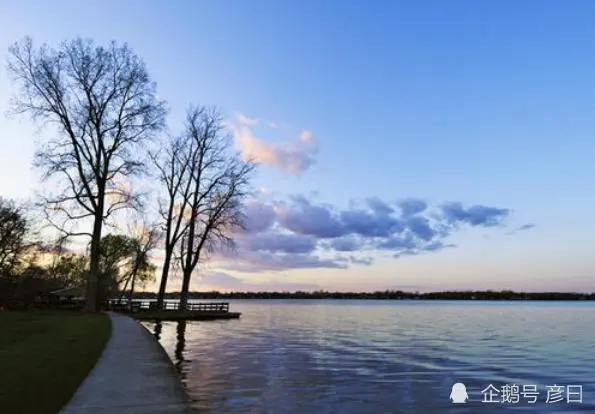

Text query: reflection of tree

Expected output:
[174,320,188,378]
[153,320,162,341]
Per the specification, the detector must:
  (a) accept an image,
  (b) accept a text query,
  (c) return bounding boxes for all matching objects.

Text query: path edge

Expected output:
[134,316,197,411]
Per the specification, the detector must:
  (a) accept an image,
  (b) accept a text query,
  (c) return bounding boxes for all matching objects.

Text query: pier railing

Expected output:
[149,302,229,312]
[107,300,230,313]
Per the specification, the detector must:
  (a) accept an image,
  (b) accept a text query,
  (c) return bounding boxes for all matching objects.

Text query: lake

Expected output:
[141,300,595,413]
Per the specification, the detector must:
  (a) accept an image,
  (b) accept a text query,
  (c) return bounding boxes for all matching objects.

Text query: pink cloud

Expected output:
[231,123,319,175]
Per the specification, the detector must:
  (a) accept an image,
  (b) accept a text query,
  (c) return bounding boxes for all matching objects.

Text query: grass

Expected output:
[0,310,111,414]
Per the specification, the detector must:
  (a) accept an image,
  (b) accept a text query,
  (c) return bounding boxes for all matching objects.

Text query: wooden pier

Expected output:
[108,301,241,321]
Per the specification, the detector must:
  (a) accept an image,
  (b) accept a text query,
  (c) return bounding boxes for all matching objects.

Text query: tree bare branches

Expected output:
[153,106,255,309]
[176,106,255,309]
[6,37,166,310]
[150,133,196,307]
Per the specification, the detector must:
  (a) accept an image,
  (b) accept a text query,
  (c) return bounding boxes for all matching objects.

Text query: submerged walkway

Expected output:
[60,312,195,414]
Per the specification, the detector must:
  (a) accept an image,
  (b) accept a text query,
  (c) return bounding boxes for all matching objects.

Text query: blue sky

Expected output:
[1,0,594,292]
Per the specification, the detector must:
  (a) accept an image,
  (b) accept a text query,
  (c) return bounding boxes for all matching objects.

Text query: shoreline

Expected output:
[60,312,195,414]
[129,289,595,302]
[129,295,595,302]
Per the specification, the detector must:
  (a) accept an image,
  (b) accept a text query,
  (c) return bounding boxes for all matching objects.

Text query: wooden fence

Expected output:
[107,301,230,313]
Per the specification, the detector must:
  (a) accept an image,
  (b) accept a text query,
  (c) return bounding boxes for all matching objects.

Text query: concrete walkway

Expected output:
[60,312,196,414]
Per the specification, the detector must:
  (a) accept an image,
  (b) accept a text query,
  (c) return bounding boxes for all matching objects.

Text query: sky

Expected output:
[0,0,594,292]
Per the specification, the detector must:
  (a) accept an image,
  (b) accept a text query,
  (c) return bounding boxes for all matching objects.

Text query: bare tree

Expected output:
[176,106,255,310]
[151,135,196,309]
[6,37,167,311]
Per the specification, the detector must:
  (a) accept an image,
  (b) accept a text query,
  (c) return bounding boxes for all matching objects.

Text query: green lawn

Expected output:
[0,311,111,414]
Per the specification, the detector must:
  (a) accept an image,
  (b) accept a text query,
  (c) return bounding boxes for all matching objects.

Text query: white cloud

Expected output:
[300,130,314,143]
[237,113,258,126]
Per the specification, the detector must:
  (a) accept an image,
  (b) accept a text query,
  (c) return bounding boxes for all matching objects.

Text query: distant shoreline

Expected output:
[131,290,595,301]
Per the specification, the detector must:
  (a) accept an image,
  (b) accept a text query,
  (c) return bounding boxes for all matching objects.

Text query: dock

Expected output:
[108,301,241,321]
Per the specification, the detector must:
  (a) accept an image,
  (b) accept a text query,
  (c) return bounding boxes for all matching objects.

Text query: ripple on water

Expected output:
[142,301,595,413]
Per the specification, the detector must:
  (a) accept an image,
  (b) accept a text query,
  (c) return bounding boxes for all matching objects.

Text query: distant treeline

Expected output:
[132,290,595,301]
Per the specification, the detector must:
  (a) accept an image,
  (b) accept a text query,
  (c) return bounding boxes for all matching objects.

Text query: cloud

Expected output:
[349,255,373,265]
[367,197,395,215]
[440,202,509,227]
[300,130,314,143]
[516,223,536,231]
[406,216,435,241]
[230,117,319,175]
[393,241,457,259]
[506,223,536,235]
[276,196,345,238]
[198,271,321,292]
[241,232,317,254]
[377,234,417,250]
[209,195,518,273]
[237,113,258,126]
[216,250,347,273]
[398,198,427,216]
[243,200,276,233]
[327,236,363,252]
[268,122,278,129]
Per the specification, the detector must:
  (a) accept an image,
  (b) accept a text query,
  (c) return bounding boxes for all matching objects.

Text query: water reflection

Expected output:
[151,319,188,380]
[152,320,162,341]
[175,320,188,378]
[142,301,595,413]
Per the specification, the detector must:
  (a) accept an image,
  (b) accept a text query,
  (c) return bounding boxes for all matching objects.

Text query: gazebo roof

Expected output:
[50,287,85,297]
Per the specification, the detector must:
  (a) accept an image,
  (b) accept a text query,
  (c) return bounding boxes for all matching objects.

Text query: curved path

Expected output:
[60,312,195,414]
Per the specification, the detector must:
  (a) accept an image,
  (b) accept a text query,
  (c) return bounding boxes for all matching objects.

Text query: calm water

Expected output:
[141,300,595,413]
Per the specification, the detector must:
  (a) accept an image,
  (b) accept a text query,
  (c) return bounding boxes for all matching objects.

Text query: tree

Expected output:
[151,134,196,309]
[126,232,158,305]
[118,217,161,307]
[97,234,134,304]
[51,254,89,288]
[7,37,167,311]
[0,197,29,274]
[175,106,254,310]
[96,233,156,304]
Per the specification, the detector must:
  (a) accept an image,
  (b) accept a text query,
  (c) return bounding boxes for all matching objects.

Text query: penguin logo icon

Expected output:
[450,382,468,403]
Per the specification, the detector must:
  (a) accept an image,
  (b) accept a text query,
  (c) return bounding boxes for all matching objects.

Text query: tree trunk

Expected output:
[128,269,137,311]
[179,270,192,311]
[85,215,103,312]
[118,275,132,304]
[156,250,172,309]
